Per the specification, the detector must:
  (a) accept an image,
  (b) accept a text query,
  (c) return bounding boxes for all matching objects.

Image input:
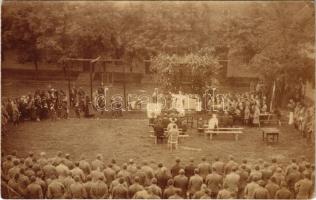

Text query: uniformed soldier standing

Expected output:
[173,169,188,198]
[26,176,43,199]
[69,176,87,199]
[90,176,109,199]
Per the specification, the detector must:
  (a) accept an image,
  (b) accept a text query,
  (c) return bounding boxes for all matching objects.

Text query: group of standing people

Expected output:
[70,86,96,119]
[1,86,108,133]
[1,151,314,199]
[152,112,188,144]
[203,91,272,127]
[288,99,314,143]
[1,88,68,132]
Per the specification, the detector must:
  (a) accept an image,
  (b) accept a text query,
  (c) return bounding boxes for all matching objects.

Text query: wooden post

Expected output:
[123,63,127,109]
[67,62,71,107]
[101,64,104,86]
[90,62,93,101]
[102,62,106,85]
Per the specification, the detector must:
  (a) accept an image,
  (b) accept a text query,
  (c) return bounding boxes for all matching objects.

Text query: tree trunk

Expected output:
[34,59,39,80]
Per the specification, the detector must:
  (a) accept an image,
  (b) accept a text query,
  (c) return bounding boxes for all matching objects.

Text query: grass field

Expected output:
[2,118,314,168]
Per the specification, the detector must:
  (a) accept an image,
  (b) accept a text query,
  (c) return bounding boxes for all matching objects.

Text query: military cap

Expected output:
[258,180,265,186]
[151,178,157,184]
[167,179,174,186]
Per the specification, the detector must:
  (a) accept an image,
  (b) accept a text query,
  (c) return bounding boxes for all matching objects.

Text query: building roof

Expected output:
[226,62,259,78]
[226,56,259,78]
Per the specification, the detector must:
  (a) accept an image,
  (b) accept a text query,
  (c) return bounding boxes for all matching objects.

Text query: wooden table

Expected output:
[261,127,280,143]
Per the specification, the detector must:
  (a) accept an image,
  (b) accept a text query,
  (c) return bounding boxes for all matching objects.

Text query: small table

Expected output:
[261,128,280,143]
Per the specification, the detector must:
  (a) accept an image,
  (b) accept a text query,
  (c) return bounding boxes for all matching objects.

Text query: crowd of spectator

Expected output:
[204,90,276,127]
[288,99,315,144]
[1,151,314,199]
[149,88,273,131]
[1,86,103,133]
[1,88,69,131]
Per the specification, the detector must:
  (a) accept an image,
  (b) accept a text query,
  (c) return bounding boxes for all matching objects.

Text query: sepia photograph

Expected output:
[1,1,315,199]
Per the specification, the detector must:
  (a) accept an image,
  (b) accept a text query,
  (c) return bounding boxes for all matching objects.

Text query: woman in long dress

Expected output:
[288,99,295,125]
[253,105,260,127]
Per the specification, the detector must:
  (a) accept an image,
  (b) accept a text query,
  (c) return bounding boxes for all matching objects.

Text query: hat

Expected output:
[175,158,180,162]
[258,180,265,186]
[30,176,36,182]
[134,176,140,182]
[96,154,102,159]
[252,176,259,182]
[74,176,80,182]
[281,181,287,187]
[151,178,157,184]
[167,179,174,186]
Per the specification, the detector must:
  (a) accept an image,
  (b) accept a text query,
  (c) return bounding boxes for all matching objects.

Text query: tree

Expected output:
[151,47,222,96]
[2,1,314,104]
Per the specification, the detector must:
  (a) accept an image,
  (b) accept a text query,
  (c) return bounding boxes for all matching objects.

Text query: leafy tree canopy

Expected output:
[2,1,314,86]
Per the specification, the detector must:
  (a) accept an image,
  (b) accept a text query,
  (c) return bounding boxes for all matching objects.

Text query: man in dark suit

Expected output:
[154,120,165,144]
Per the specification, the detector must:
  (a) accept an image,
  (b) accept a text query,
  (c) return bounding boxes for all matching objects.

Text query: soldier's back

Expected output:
[112,184,128,199]
[70,182,86,199]
[275,187,291,199]
[26,183,43,199]
[91,180,108,198]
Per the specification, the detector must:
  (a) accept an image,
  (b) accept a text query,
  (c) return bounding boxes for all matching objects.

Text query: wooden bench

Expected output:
[149,134,189,144]
[260,120,281,126]
[259,113,281,127]
[204,127,244,141]
[202,124,242,134]
[206,130,243,141]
